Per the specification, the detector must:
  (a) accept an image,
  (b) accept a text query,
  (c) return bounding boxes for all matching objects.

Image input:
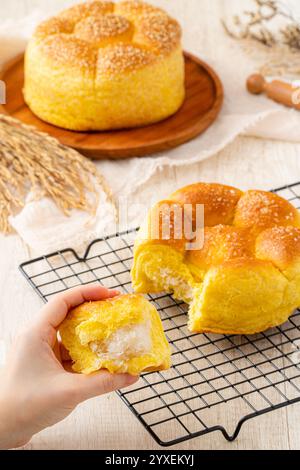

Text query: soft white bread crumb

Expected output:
[90,321,152,362]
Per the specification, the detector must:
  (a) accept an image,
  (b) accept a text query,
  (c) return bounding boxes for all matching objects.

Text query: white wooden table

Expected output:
[2,0,300,450]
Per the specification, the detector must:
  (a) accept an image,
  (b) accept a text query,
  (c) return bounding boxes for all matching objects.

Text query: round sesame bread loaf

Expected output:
[24,0,185,131]
[131,183,300,335]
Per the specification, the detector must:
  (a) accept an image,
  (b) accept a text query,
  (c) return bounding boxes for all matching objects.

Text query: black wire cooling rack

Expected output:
[19,181,300,447]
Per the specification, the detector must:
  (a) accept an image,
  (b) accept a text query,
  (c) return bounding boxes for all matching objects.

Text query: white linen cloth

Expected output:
[2,0,300,254]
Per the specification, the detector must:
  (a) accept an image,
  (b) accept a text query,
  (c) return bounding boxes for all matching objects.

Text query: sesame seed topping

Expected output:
[35,17,74,38]
[97,43,155,74]
[60,1,114,23]
[40,34,97,70]
[75,14,132,44]
[33,0,181,72]
[135,12,181,52]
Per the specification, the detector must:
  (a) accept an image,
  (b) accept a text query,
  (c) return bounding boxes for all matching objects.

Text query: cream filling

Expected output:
[89,321,152,363]
[155,267,194,302]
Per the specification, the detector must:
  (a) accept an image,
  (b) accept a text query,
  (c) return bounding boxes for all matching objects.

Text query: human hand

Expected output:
[0,284,138,449]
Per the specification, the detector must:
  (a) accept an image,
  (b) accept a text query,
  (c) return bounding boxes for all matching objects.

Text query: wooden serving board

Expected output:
[0,52,223,159]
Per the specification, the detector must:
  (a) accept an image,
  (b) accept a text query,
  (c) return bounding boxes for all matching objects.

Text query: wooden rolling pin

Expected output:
[247,74,300,110]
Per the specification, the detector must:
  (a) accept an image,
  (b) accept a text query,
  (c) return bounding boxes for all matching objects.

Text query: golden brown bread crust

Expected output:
[186,225,254,270]
[142,183,300,255]
[96,43,155,75]
[234,190,300,230]
[143,199,188,253]
[256,226,300,270]
[60,1,115,23]
[35,17,74,38]
[115,0,161,17]
[134,12,181,53]
[74,14,133,46]
[31,0,182,74]
[39,35,98,71]
[170,183,242,227]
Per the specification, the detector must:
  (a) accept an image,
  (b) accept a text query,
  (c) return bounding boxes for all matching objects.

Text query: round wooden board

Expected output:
[0,52,223,159]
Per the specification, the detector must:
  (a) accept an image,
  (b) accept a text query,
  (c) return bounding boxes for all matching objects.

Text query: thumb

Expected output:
[67,371,139,403]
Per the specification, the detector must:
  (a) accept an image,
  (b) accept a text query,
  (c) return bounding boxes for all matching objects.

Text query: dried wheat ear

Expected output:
[222,0,300,77]
[0,114,115,234]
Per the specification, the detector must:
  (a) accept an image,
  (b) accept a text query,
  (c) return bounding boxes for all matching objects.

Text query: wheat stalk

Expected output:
[0,114,115,234]
[222,0,300,77]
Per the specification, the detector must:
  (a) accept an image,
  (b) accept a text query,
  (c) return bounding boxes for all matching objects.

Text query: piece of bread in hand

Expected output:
[59,293,171,375]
